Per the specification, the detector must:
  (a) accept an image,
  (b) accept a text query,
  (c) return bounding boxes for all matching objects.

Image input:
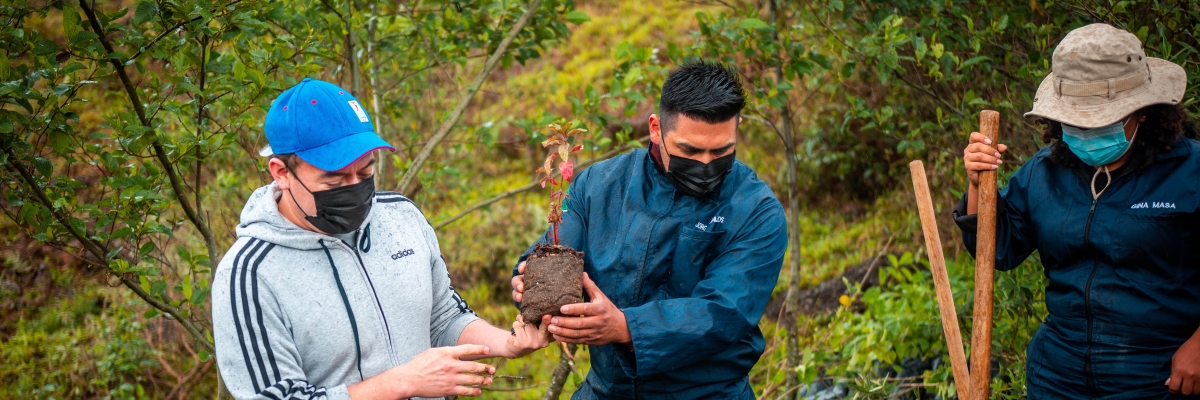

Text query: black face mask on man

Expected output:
[286,170,375,234]
[658,132,735,198]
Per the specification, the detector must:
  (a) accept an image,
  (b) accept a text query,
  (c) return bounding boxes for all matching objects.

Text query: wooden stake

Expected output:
[971,110,1000,400]
[909,160,971,400]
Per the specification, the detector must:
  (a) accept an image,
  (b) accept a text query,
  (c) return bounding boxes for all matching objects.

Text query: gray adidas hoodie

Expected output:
[212,183,479,400]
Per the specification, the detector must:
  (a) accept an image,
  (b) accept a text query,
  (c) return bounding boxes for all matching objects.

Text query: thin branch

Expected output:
[432,139,644,230]
[892,71,966,118]
[75,0,217,352]
[120,276,214,353]
[394,0,544,193]
[741,113,785,144]
[79,0,219,266]
[482,383,544,392]
[3,150,109,266]
[3,148,213,352]
[806,2,967,119]
[407,0,464,98]
[127,0,245,61]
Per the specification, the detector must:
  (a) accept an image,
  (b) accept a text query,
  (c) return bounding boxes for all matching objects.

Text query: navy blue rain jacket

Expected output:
[515,148,788,399]
[953,137,1200,399]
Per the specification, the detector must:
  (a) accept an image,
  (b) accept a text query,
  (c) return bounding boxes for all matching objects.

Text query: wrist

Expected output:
[349,372,411,400]
[391,367,415,399]
[503,339,526,358]
[616,310,633,346]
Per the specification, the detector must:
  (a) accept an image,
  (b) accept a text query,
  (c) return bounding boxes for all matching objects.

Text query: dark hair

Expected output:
[658,60,746,134]
[1042,103,1197,171]
[271,153,301,171]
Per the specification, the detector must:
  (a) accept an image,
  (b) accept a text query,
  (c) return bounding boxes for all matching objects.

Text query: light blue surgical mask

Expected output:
[1061,117,1139,167]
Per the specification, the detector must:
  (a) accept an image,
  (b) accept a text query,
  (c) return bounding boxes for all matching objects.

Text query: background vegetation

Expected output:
[1,0,1197,398]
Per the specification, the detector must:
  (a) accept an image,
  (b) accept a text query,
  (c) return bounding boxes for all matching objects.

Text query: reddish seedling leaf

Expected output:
[559,161,574,181]
[537,122,589,245]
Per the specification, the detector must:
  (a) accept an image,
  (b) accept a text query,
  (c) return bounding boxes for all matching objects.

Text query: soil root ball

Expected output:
[520,243,584,325]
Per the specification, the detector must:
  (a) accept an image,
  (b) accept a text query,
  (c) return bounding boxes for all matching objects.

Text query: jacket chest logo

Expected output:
[695,215,725,232]
[391,248,415,260]
[1130,201,1175,209]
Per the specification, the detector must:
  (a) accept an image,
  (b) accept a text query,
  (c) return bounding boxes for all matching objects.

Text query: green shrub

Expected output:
[0,286,158,400]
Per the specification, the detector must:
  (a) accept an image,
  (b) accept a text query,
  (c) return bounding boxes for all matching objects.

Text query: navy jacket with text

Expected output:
[516,148,788,399]
[954,136,1200,399]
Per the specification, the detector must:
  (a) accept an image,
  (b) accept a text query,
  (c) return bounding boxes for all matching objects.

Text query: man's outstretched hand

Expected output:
[505,315,553,357]
[548,273,632,347]
[347,345,495,399]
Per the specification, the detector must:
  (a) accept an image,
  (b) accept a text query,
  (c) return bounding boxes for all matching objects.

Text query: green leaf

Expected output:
[48,130,72,155]
[958,55,991,70]
[139,240,156,257]
[564,10,591,24]
[191,287,206,305]
[737,18,769,30]
[63,8,81,40]
[151,280,167,297]
[183,274,194,304]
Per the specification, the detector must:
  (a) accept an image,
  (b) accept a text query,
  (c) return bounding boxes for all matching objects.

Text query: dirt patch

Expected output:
[764,255,890,328]
[519,243,584,325]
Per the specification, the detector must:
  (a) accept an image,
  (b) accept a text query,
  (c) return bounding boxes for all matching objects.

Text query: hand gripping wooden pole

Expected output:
[909,160,971,400]
[971,110,1000,400]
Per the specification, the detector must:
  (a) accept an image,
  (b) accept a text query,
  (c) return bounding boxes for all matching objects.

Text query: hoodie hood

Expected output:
[237,182,370,251]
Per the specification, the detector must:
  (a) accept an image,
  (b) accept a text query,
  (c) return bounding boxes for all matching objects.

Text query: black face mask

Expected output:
[659,143,735,199]
[287,172,375,234]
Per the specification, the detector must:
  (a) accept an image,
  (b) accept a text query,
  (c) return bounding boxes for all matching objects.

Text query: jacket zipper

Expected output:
[339,231,398,364]
[1082,197,1099,398]
[1079,166,1131,399]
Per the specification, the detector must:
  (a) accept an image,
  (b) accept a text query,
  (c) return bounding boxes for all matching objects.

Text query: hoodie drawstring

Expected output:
[319,240,365,382]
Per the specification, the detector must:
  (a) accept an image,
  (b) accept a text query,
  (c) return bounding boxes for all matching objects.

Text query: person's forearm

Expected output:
[456,320,512,360]
[347,374,409,400]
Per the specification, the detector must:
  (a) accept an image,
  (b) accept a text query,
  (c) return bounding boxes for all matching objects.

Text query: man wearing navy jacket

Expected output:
[512,61,789,399]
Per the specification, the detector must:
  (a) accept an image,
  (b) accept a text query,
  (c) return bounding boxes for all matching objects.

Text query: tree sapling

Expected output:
[519,123,587,325]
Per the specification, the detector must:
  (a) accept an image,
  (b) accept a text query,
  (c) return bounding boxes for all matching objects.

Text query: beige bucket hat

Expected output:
[1025,23,1187,128]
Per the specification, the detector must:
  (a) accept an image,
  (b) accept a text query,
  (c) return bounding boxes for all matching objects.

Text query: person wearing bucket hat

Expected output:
[211,78,552,400]
[954,23,1200,398]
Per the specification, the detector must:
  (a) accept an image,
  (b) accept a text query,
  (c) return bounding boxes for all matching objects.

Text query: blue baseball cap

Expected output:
[260,78,394,171]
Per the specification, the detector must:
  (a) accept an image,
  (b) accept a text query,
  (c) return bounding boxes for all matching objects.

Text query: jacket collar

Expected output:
[1155,135,1194,161]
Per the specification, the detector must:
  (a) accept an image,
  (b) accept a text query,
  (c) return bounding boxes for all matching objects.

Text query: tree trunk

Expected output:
[767,1,804,398]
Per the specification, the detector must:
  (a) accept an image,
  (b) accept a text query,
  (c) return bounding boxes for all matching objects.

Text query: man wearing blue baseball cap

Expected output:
[212,78,551,400]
